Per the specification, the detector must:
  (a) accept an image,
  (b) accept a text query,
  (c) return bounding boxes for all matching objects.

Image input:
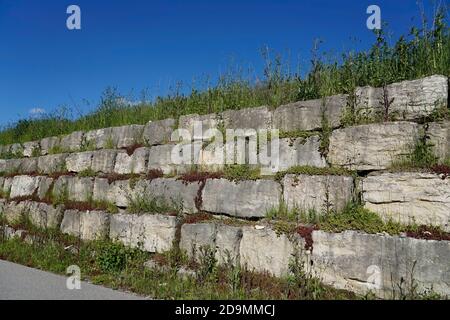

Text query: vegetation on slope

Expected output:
[0,5,448,145]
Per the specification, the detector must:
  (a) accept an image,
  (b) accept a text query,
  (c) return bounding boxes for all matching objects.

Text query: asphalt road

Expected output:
[0,260,146,300]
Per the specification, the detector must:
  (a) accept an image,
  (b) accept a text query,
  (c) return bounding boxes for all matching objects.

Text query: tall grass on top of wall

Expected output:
[0,5,448,146]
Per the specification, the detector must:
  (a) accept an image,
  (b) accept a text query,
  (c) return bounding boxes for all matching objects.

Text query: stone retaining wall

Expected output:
[0,75,449,298]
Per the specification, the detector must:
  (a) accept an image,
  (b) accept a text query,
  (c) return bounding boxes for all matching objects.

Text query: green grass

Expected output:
[127,195,183,215]
[0,4,448,146]
[222,165,262,181]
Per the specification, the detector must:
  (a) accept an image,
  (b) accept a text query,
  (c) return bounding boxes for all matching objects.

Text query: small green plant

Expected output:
[105,137,116,150]
[319,203,405,235]
[196,245,218,282]
[222,165,261,181]
[78,168,96,177]
[48,145,65,155]
[127,194,182,215]
[392,133,438,170]
[95,241,141,273]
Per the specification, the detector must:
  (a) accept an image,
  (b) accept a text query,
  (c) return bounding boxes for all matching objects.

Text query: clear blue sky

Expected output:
[0,0,440,127]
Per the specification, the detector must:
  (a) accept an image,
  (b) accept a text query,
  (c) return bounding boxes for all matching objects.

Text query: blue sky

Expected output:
[0,0,441,127]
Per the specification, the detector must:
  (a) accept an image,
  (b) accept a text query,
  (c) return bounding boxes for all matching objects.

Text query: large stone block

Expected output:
[178,114,219,140]
[428,121,450,162]
[137,178,201,213]
[202,179,281,218]
[111,125,145,148]
[312,230,450,298]
[110,213,178,253]
[240,226,295,277]
[60,131,84,152]
[328,122,420,170]
[40,136,61,155]
[3,201,31,224]
[180,223,217,261]
[66,177,94,202]
[355,75,448,121]
[61,210,110,240]
[22,141,40,158]
[38,154,68,174]
[222,106,272,131]
[114,147,149,174]
[84,128,113,150]
[27,202,63,229]
[215,224,243,265]
[273,95,347,132]
[260,136,327,173]
[282,174,354,214]
[362,172,450,231]
[9,175,43,199]
[91,150,120,173]
[143,119,176,146]
[65,151,94,173]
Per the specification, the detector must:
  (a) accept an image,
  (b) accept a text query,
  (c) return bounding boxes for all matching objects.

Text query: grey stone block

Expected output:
[180,223,217,261]
[312,230,450,298]
[282,174,355,214]
[38,154,68,174]
[65,151,94,173]
[91,150,120,173]
[222,106,272,131]
[273,94,347,132]
[60,131,84,152]
[362,172,450,231]
[240,226,295,277]
[328,122,420,170]
[202,179,281,218]
[143,119,176,146]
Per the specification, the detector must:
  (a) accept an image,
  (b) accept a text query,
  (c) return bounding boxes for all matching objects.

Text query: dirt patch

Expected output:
[406,225,450,241]
[178,171,223,211]
[122,143,144,156]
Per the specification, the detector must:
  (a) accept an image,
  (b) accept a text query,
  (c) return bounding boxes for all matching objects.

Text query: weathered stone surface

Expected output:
[260,136,327,173]
[114,147,149,174]
[1,177,13,196]
[143,119,176,146]
[27,202,63,229]
[60,131,84,152]
[22,141,40,158]
[112,125,145,148]
[428,121,450,162]
[3,201,30,224]
[91,150,120,173]
[67,177,94,202]
[61,210,110,240]
[137,178,201,213]
[355,75,448,121]
[0,159,6,173]
[328,122,420,170]
[65,151,93,173]
[110,213,178,253]
[40,136,61,155]
[10,143,24,157]
[178,114,219,140]
[362,172,450,231]
[222,106,272,131]
[312,230,450,298]
[215,224,243,264]
[283,174,354,214]
[36,177,54,200]
[147,144,175,174]
[38,154,68,174]
[6,158,38,174]
[202,179,281,218]
[84,127,114,150]
[180,223,216,260]
[9,175,43,199]
[273,95,347,132]
[240,226,295,277]
[92,178,113,203]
